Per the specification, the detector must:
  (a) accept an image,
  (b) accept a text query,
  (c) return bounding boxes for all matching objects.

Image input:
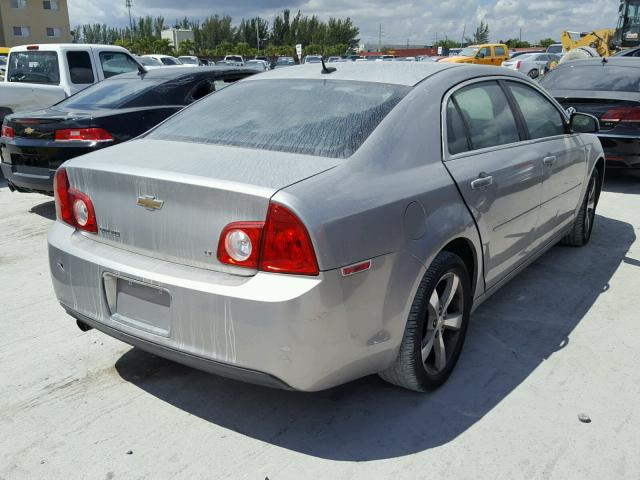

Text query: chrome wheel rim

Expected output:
[421,272,464,375]
[584,175,597,235]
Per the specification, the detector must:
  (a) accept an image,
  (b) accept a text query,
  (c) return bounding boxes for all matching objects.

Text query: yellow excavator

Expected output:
[559,0,640,62]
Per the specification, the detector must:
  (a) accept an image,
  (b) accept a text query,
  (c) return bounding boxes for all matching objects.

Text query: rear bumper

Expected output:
[597,134,640,168]
[0,139,102,193]
[48,221,419,391]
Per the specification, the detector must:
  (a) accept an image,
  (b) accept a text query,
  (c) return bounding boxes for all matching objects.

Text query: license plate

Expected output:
[103,273,171,337]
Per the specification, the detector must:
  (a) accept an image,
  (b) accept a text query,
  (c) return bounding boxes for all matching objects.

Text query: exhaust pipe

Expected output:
[76,320,93,332]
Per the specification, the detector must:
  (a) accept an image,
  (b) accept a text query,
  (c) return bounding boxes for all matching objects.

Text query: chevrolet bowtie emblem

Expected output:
[136,195,164,211]
[24,127,35,135]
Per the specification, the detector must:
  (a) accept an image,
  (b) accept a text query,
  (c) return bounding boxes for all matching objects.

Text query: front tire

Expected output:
[561,169,600,246]
[379,252,471,392]
[528,68,539,79]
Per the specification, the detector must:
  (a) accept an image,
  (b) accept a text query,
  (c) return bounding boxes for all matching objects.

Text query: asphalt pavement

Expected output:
[1,171,639,479]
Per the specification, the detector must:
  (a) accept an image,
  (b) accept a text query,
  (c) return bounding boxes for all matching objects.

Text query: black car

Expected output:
[541,57,640,170]
[0,66,255,194]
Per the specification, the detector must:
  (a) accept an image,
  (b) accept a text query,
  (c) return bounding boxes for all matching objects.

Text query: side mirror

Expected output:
[570,112,600,133]
[477,52,486,59]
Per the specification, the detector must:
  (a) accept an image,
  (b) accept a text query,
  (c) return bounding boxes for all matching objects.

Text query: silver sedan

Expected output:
[502,53,560,78]
[48,62,604,392]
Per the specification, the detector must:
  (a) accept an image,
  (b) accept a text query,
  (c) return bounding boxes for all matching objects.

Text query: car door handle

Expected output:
[470,173,494,190]
[543,156,557,166]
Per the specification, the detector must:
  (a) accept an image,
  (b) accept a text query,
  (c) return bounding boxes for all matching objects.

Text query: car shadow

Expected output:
[602,169,640,194]
[114,211,635,461]
[29,200,56,220]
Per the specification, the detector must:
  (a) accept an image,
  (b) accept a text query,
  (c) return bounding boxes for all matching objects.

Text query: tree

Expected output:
[433,39,460,49]
[539,38,558,48]
[472,21,490,44]
[178,39,196,56]
[500,38,531,48]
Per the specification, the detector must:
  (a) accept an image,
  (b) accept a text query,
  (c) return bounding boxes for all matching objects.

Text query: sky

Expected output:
[67,0,621,45]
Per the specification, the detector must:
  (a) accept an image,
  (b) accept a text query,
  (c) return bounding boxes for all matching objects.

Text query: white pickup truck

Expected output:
[0,43,143,122]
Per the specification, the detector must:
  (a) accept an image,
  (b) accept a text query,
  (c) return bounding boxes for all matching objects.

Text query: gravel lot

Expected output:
[1,171,639,480]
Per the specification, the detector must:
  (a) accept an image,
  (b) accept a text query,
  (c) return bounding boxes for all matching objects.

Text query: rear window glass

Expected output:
[57,78,163,110]
[147,79,410,159]
[7,51,59,84]
[541,65,640,92]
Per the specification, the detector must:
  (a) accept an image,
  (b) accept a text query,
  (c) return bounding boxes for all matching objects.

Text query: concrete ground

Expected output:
[1,171,639,480]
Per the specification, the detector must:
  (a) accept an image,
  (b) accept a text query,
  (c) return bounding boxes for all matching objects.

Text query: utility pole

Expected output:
[461,24,466,47]
[126,0,134,43]
[519,28,522,42]
[256,21,260,54]
[378,24,385,52]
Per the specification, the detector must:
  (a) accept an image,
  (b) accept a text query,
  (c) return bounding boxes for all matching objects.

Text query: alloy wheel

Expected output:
[421,271,464,375]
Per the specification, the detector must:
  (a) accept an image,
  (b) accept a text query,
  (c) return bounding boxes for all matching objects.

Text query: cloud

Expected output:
[68,0,621,44]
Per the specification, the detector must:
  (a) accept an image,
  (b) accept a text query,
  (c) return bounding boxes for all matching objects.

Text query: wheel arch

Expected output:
[440,237,479,298]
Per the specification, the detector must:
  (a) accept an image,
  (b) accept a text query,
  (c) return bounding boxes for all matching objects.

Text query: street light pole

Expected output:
[126,0,134,43]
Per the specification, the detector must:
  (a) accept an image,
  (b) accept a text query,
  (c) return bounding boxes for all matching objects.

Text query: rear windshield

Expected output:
[147,79,410,159]
[56,78,163,110]
[7,51,60,84]
[541,65,640,92]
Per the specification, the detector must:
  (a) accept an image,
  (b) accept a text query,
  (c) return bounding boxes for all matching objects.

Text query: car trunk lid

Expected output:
[551,90,640,130]
[65,138,338,275]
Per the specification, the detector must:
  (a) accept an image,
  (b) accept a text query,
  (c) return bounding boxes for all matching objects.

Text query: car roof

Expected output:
[242,61,462,86]
[107,66,253,80]
[555,57,640,68]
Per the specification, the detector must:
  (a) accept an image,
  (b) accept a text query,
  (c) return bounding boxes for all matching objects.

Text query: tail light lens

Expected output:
[53,168,98,233]
[55,128,113,142]
[217,222,264,268]
[259,203,319,276]
[601,107,640,124]
[217,202,319,276]
[515,61,522,70]
[1,125,14,139]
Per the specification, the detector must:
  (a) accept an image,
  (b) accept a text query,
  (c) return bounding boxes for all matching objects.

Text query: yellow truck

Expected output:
[439,43,510,66]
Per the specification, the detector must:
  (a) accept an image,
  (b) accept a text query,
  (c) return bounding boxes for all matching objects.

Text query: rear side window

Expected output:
[495,46,506,57]
[451,82,520,151]
[99,52,139,79]
[479,47,491,57]
[541,65,640,92]
[67,51,94,84]
[508,83,566,139]
[446,100,470,155]
[147,79,410,159]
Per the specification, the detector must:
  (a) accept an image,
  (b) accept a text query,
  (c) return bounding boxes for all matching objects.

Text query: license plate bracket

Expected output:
[103,273,171,337]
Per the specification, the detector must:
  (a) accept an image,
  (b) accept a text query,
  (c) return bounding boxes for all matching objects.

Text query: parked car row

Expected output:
[2,43,637,394]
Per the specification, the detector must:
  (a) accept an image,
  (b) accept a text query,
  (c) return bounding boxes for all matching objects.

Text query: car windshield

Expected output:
[179,57,198,64]
[139,57,162,67]
[160,57,181,65]
[7,50,60,84]
[56,78,164,110]
[226,56,243,62]
[547,45,563,54]
[245,61,264,70]
[276,58,294,64]
[306,57,322,63]
[458,47,479,57]
[148,79,410,159]
[541,64,640,92]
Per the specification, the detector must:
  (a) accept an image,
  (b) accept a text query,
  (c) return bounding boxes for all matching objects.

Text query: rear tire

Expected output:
[561,169,600,246]
[379,252,471,392]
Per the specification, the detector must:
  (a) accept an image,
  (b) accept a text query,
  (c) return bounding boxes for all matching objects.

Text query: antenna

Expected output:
[321,57,336,74]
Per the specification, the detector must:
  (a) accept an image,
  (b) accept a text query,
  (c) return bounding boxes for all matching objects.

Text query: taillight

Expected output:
[259,203,319,276]
[601,107,640,124]
[53,168,98,233]
[515,61,522,70]
[217,202,319,276]
[217,222,264,268]
[55,128,113,142]
[1,125,14,139]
